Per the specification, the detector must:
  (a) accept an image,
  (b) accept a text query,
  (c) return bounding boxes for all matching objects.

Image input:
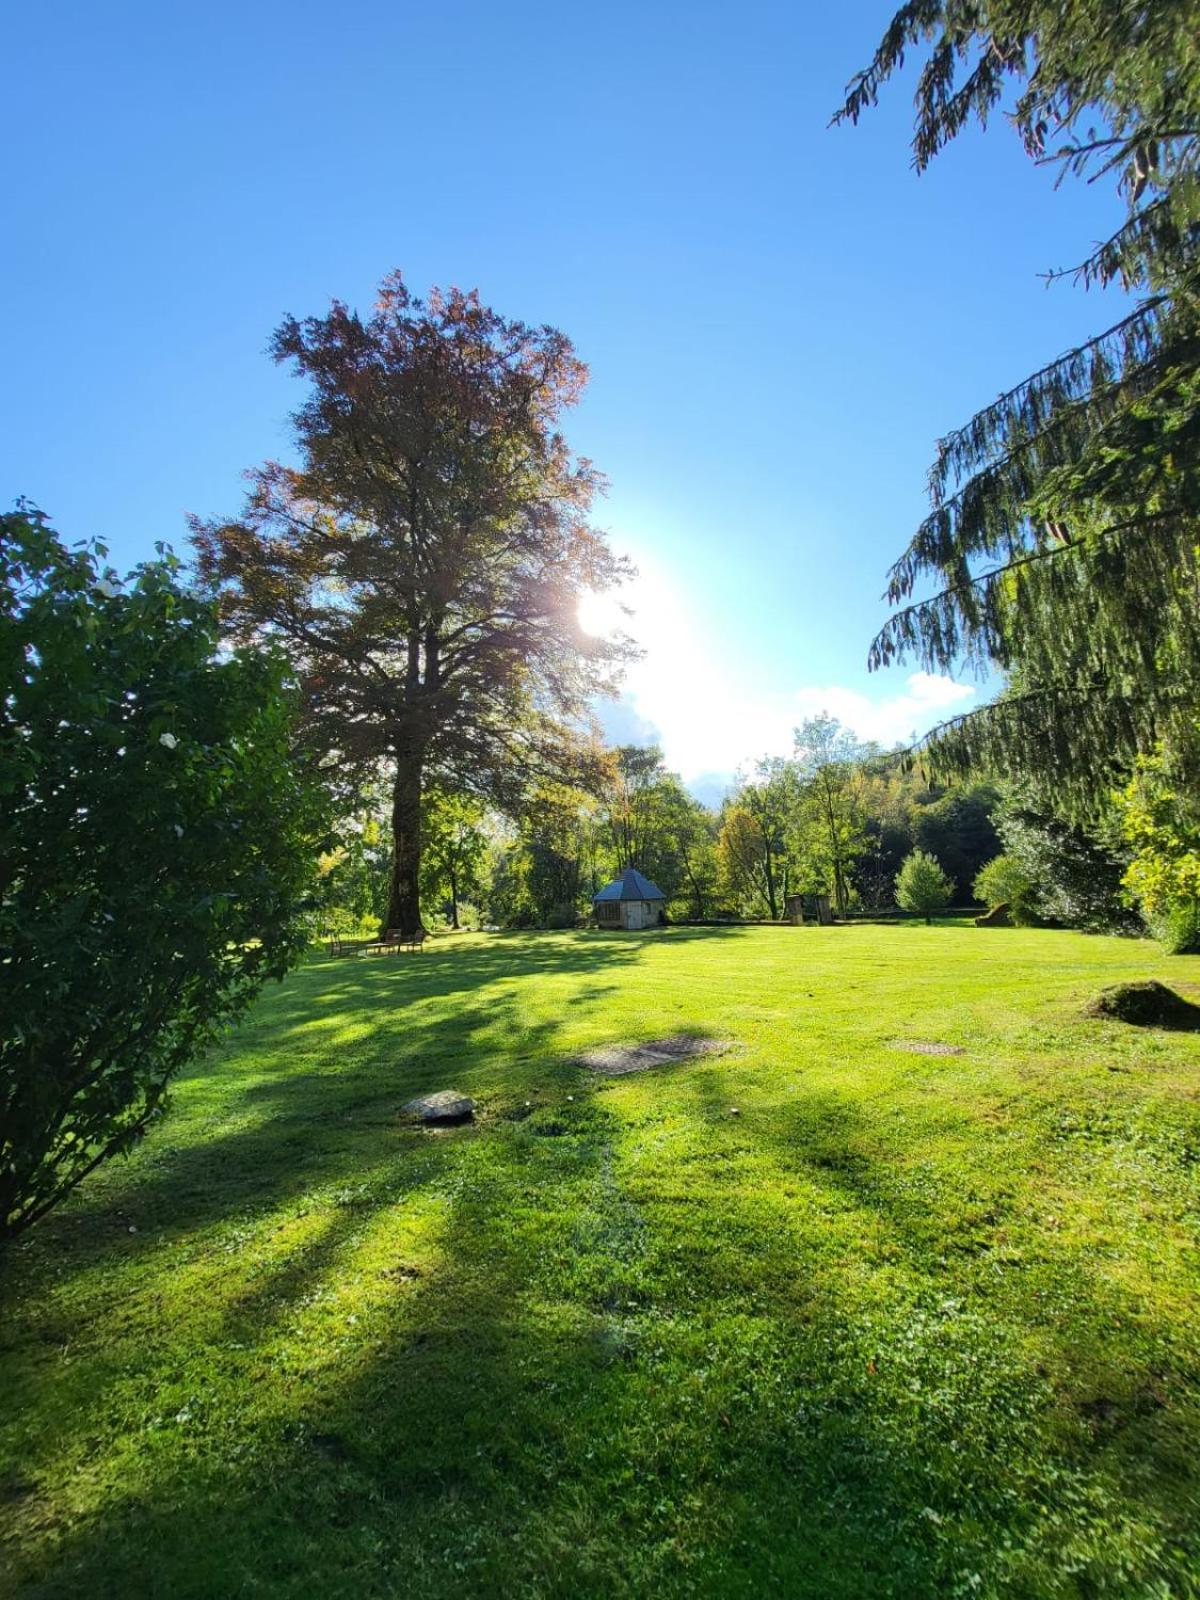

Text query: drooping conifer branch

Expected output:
[927,301,1167,503]
[890,676,1200,820]
[1041,197,1188,292]
[873,508,1197,673]
[839,0,1200,807]
[886,342,1177,605]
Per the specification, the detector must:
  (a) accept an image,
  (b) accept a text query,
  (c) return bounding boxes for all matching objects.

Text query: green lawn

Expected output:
[3,926,1200,1598]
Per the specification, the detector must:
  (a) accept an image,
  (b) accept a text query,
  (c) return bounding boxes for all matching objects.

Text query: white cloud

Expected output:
[582,558,975,789]
[789,672,975,749]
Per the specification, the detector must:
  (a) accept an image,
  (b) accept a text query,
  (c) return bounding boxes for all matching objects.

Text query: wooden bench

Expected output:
[363,927,427,956]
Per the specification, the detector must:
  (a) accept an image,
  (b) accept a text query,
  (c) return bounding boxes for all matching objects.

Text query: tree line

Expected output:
[317,719,1009,932]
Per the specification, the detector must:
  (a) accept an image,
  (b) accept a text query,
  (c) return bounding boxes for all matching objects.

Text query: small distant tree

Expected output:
[1,509,327,1240]
[665,784,720,920]
[515,780,601,926]
[718,760,801,921]
[420,789,488,929]
[724,758,802,919]
[602,745,668,871]
[895,849,953,924]
[717,804,773,918]
[793,715,869,913]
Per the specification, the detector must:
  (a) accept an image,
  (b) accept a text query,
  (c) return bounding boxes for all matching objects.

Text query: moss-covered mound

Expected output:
[975,902,1012,927]
[1084,979,1200,1029]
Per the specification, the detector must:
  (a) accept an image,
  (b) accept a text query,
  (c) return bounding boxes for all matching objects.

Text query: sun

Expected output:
[577,586,634,639]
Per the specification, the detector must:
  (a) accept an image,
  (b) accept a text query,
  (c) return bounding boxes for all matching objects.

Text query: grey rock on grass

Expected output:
[402,1090,475,1123]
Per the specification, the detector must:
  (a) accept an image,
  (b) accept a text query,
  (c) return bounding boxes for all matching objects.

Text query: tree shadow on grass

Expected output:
[31,1000,599,1255]
[224,926,746,1048]
[3,1095,667,1598]
[667,1063,1200,1590]
[1,1003,978,1600]
[55,928,749,1243]
[1,937,739,1482]
[7,1050,1116,1600]
[17,923,1193,1597]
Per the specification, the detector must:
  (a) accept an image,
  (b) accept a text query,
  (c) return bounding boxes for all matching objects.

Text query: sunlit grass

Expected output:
[2,925,1199,1597]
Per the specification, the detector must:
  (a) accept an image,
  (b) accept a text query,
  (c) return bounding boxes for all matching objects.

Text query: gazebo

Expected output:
[592,868,667,930]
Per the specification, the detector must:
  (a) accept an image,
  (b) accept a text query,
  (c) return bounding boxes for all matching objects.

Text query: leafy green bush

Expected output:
[1119,747,1200,952]
[0,508,328,1239]
[1144,905,1200,955]
[894,848,953,923]
[973,853,1038,925]
[997,801,1135,933]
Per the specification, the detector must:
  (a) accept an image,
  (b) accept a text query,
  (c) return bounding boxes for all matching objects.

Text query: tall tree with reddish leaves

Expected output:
[194,274,633,934]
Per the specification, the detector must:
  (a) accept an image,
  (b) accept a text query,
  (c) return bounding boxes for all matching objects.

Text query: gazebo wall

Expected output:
[621,901,657,930]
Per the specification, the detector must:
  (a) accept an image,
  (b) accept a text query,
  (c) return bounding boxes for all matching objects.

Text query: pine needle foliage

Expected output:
[836,1,1200,809]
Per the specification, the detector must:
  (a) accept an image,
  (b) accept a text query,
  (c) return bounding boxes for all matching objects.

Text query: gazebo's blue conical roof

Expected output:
[593,867,666,903]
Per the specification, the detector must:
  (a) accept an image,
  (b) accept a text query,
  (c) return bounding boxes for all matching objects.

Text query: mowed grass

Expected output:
[3,926,1200,1599]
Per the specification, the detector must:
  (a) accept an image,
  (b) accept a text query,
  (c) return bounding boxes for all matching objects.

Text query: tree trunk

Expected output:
[449,864,460,930]
[763,843,779,921]
[386,750,425,935]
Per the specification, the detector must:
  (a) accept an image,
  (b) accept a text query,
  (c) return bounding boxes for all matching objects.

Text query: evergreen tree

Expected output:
[996,794,1136,931]
[837,1,1200,809]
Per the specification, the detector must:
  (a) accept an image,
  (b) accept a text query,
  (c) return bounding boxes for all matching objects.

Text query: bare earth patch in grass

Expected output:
[888,1039,967,1056]
[577,1034,733,1075]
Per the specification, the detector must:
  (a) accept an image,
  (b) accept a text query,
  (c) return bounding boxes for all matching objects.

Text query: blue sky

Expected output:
[3,0,1127,796]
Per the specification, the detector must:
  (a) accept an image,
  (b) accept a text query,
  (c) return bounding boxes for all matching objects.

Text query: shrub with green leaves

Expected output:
[1119,748,1200,953]
[1143,905,1200,956]
[0,507,328,1239]
[997,800,1134,934]
[895,848,953,924]
[973,853,1038,925]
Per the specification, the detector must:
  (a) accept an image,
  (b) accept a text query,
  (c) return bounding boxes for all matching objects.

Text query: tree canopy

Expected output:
[194,274,633,933]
